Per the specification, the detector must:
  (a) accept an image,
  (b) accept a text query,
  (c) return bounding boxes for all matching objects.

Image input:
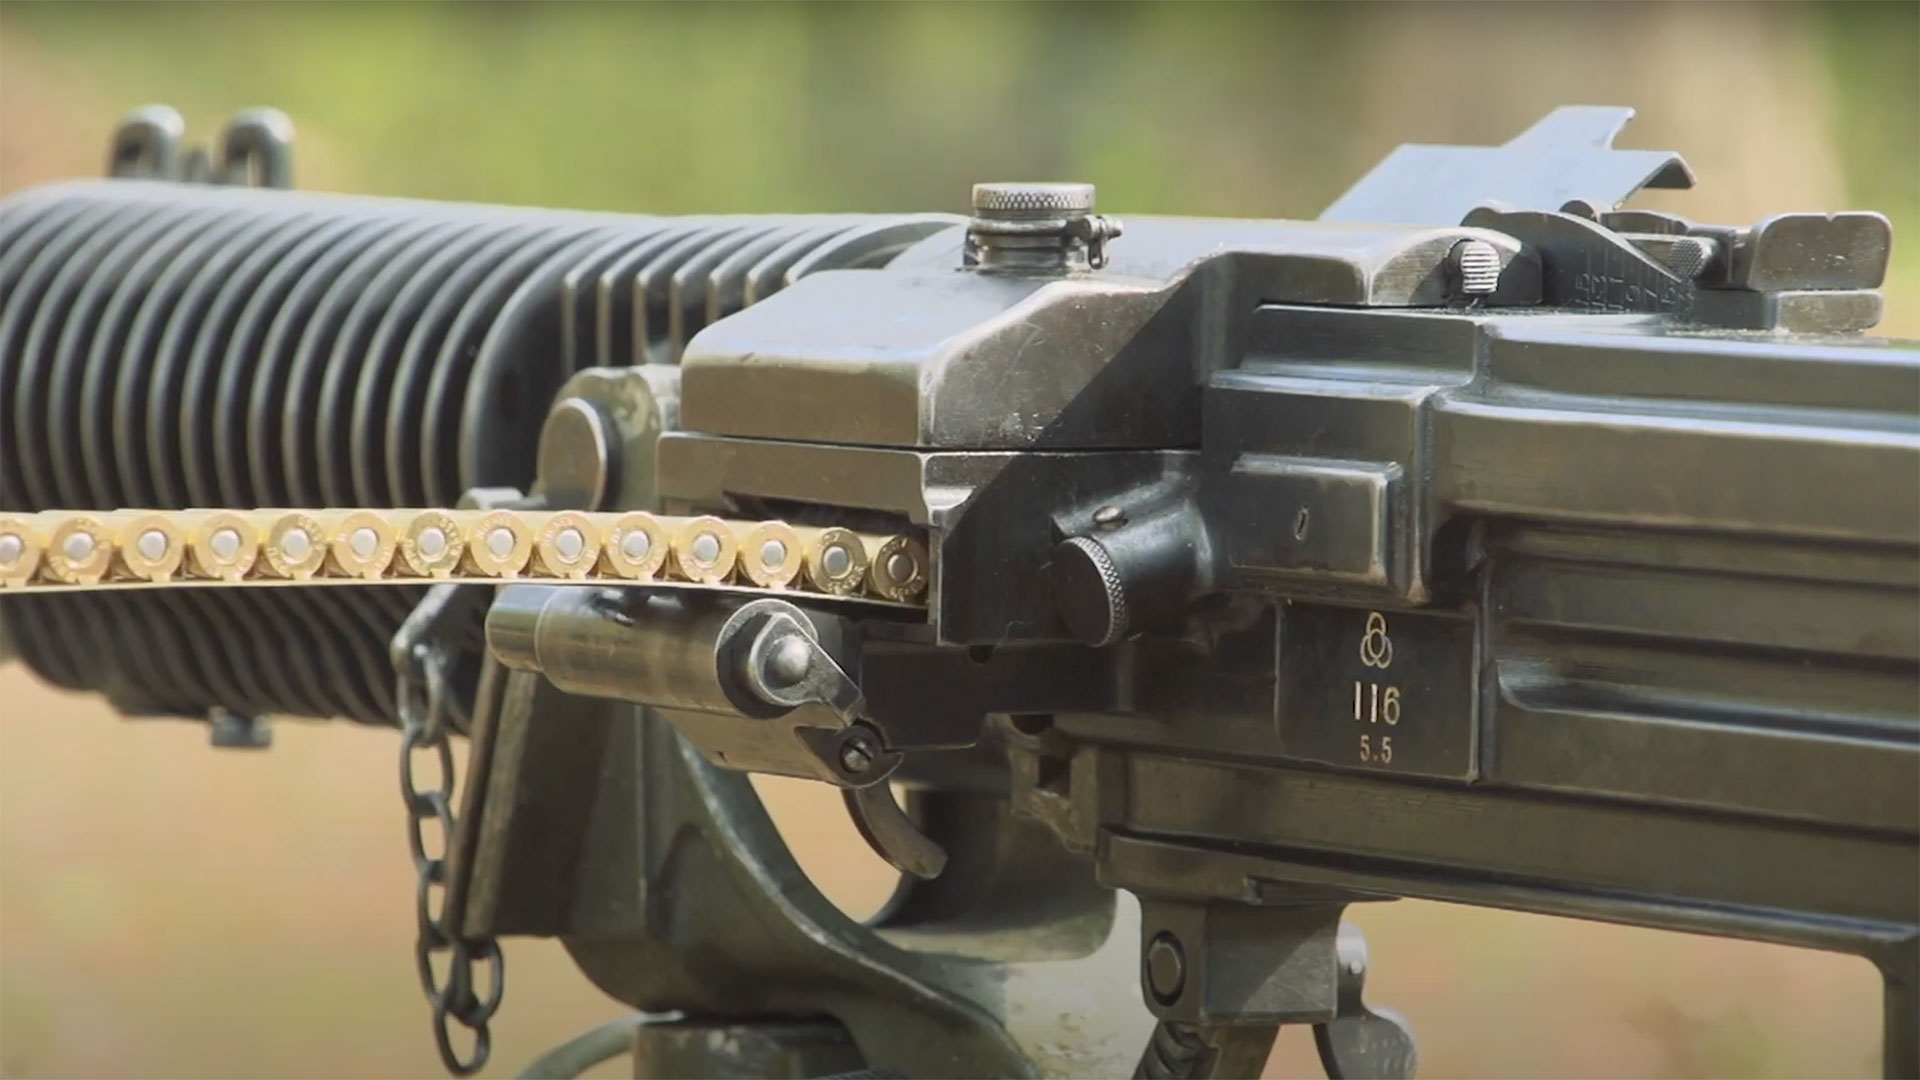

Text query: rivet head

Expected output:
[764,635,813,688]
[1093,505,1126,529]
[1145,932,1186,1004]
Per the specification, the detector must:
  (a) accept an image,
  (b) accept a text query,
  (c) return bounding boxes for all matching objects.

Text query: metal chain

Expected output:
[396,589,503,1076]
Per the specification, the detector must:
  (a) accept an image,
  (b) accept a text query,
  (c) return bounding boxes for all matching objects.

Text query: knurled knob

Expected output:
[1051,535,1129,647]
[971,182,1096,221]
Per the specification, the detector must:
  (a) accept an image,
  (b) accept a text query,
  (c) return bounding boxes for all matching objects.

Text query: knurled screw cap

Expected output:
[1452,239,1502,295]
[972,182,1096,221]
[1661,236,1716,280]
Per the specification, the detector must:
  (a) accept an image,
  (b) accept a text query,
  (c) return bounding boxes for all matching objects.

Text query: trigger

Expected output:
[843,784,948,881]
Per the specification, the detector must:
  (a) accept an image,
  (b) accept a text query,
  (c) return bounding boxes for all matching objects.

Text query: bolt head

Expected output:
[1145,932,1186,1004]
[763,634,813,689]
[1092,505,1126,529]
[838,738,875,775]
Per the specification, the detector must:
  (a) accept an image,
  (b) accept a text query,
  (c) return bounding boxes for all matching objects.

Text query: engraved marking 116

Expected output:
[1353,611,1401,765]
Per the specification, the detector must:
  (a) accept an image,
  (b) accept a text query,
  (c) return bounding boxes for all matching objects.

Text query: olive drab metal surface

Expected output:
[1,104,1914,1080]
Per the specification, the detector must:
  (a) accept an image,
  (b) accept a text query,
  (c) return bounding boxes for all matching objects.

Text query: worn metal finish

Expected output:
[1320,105,1694,226]
[0,177,941,724]
[627,1018,870,1080]
[1313,923,1418,1080]
[3,105,1917,1079]
[965,181,1124,272]
[680,218,1536,451]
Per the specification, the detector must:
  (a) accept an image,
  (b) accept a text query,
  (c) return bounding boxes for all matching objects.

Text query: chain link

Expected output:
[396,593,502,1076]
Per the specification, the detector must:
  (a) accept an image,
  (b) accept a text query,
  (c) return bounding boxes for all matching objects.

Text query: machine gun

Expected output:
[1,104,1914,1079]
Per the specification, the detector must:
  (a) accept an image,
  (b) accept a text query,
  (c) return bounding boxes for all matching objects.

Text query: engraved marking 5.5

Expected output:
[1359,611,1394,668]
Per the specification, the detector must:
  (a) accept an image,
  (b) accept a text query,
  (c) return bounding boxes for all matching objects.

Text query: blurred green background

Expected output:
[0,2,1914,1078]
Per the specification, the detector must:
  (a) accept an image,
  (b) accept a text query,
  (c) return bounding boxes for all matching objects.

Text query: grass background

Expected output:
[0,2,1914,1077]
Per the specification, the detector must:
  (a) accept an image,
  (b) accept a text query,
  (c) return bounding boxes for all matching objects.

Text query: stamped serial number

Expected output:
[1277,602,1476,780]
[1352,612,1401,764]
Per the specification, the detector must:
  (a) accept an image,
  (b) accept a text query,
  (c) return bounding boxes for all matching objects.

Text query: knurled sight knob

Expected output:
[965,181,1121,273]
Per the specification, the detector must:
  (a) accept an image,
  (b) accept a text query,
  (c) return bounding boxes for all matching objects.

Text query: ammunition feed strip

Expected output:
[0,508,929,607]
